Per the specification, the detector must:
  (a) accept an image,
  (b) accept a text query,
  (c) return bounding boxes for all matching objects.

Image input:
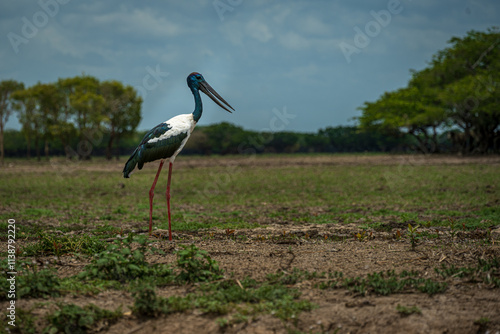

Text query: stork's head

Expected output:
[187,72,234,113]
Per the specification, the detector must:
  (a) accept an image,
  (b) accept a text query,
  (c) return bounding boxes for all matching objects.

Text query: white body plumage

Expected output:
[148,113,197,163]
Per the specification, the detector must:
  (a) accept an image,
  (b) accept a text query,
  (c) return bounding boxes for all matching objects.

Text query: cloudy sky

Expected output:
[1,0,499,133]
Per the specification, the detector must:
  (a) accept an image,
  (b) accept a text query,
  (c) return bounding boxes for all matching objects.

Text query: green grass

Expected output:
[396,304,422,316]
[130,275,316,323]
[21,232,108,257]
[45,303,122,334]
[435,257,500,287]
[317,269,448,296]
[1,155,498,233]
[1,155,498,331]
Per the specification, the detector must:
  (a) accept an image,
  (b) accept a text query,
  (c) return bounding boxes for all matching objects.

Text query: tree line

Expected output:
[2,121,425,158]
[0,75,142,163]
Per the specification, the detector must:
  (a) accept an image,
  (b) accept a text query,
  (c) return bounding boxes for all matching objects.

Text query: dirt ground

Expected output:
[6,223,500,334]
[2,154,500,333]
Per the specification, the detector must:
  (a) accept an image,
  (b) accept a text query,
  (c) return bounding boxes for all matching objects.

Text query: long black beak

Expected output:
[199,81,235,113]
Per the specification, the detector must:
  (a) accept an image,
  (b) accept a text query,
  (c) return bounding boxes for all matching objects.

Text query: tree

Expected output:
[428,28,500,153]
[30,82,74,159]
[202,122,247,154]
[0,80,24,164]
[100,81,142,160]
[267,132,301,153]
[58,75,105,159]
[358,86,446,153]
[12,87,38,158]
[358,27,500,154]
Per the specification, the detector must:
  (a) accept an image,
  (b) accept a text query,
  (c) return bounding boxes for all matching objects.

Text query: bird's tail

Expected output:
[123,148,140,178]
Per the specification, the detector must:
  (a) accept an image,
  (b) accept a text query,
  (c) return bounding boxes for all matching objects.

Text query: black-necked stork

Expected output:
[123,72,234,240]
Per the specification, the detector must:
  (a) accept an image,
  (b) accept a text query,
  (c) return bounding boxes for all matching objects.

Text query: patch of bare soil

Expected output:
[5,225,500,334]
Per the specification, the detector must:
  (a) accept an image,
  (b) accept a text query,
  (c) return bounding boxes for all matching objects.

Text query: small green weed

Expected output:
[0,307,37,333]
[360,221,388,231]
[1,259,61,300]
[435,257,500,287]
[316,271,344,289]
[175,244,224,283]
[78,234,172,283]
[400,213,418,223]
[474,317,490,332]
[354,230,369,241]
[60,277,121,296]
[319,269,447,296]
[396,304,422,316]
[24,208,56,218]
[44,303,122,334]
[22,232,107,257]
[193,278,316,322]
[18,266,61,299]
[407,224,421,250]
[129,276,315,324]
[131,281,170,317]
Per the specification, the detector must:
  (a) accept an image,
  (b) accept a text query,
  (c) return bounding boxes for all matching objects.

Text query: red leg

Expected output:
[149,160,164,235]
[166,162,173,241]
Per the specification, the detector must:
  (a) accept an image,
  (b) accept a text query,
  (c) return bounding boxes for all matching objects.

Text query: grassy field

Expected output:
[0,154,499,333]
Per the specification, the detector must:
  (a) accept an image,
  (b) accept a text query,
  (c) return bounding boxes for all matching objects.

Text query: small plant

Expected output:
[407,224,421,250]
[400,213,418,223]
[316,271,344,290]
[194,278,315,321]
[45,303,122,334]
[0,259,60,300]
[396,304,421,316]
[237,234,248,242]
[131,281,169,317]
[319,269,447,296]
[474,317,490,332]
[216,317,230,328]
[78,234,172,283]
[59,277,121,296]
[175,244,224,283]
[447,218,458,238]
[18,267,61,299]
[435,257,500,288]
[354,230,367,241]
[416,279,448,295]
[128,274,315,323]
[0,307,37,333]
